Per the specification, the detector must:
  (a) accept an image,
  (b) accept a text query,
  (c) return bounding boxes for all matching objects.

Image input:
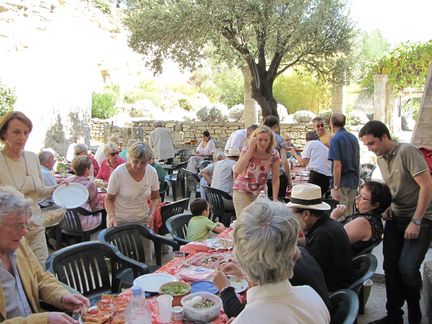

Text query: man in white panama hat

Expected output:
[288,183,354,292]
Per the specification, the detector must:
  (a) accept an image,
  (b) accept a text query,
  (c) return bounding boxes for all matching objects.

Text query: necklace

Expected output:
[1,150,35,192]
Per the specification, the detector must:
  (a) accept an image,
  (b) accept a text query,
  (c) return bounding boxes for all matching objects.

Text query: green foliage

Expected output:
[213,68,243,107]
[273,71,331,114]
[319,110,333,125]
[360,30,390,63]
[196,106,226,122]
[403,97,421,121]
[124,0,354,118]
[178,98,193,111]
[123,80,161,105]
[92,92,117,119]
[93,0,111,14]
[0,81,16,117]
[360,41,432,93]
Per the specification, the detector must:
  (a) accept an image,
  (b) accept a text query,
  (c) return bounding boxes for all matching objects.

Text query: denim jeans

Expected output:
[382,217,432,322]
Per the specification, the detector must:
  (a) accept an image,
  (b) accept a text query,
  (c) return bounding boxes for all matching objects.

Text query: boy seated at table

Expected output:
[186,198,225,242]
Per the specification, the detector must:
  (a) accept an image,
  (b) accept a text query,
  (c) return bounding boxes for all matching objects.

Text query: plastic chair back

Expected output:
[201,185,236,227]
[348,253,378,294]
[46,241,148,303]
[99,223,178,267]
[159,198,190,235]
[329,289,359,324]
[166,213,193,246]
[182,168,201,198]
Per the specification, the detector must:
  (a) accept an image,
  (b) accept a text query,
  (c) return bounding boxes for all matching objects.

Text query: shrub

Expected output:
[196,106,226,122]
[319,110,332,125]
[293,110,316,123]
[0,81,16,117]
[92,92,117,119]
[93,0,111,14]
[349,110,369,125]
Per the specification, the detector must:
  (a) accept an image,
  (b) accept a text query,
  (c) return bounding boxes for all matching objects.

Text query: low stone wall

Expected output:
[90,119,315,150]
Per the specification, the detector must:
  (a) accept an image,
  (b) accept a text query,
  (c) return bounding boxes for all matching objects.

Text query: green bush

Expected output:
[0,81,16,117]
[93,0,111,14]
[92,92,117,119]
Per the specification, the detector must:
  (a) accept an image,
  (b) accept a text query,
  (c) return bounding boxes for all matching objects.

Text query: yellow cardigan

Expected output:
[0,238,69,323]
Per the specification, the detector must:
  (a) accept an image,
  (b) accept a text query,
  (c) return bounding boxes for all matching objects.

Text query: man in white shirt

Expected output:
[289,131,331,196]
[38,150,57,186]
[224,124,258,154]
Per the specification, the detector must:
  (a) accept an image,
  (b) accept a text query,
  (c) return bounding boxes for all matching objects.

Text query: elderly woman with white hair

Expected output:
[231,200,330,324]
[0,186,90,323]
[96,143,126,182]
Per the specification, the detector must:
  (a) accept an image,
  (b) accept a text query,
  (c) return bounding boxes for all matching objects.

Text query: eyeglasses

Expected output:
[110,152,119,156]
[355,194,371,201]
[315,124,325,128]
[2,221,31,232]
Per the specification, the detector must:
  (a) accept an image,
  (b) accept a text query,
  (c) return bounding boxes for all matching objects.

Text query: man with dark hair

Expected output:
[288,183,353,291]
[359,120,432,324]
[263,115,291,198]
[224,124,258,153]
[312,116,332,147]
[328,113,360,217]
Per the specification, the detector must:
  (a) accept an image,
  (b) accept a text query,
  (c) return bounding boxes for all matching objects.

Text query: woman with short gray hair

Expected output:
[231,200,330,324]
[105,142,159,263]
[0,186,31,223]
[96,143,126,181]
[73,143,100,177]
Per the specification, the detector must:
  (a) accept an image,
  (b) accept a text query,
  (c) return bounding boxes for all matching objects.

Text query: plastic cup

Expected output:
[157,294,173,323]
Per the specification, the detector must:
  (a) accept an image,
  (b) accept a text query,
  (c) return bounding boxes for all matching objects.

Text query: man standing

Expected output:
[38,150,57,186]
[328,113,360,216]
[224,124,258,153]
[149,121,175,164]
[359,120,432,324]
[312,117,332,147]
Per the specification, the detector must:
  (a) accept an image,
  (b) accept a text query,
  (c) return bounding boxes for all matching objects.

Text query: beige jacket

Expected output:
[0,239,69,323]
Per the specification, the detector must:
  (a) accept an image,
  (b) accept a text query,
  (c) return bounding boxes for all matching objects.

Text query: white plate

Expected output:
[133,273,177,293]
[227,275,249,294]
[53,183,89,209]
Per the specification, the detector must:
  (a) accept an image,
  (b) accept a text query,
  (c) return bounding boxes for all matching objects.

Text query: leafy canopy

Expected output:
[361,40,432,93]
[124,0,354,117]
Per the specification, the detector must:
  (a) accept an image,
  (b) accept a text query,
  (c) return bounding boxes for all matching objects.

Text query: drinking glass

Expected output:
[172,251,186,277]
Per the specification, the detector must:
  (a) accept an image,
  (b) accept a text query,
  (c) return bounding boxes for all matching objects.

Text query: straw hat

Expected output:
[287,183,330,211]
[226,148,241,157]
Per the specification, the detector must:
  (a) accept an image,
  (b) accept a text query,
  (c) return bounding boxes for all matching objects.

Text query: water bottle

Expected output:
[256,190,268,201]
[124,286,151,324]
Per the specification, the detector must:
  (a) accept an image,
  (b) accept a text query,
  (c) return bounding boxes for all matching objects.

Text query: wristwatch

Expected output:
[411,218,422,226]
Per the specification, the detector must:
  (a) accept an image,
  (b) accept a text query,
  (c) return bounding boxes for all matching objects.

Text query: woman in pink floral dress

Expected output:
[233,126,281,216]
[70,156,102,231]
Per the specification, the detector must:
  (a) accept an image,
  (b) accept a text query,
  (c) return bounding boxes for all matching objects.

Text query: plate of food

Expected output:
[227,275,249,294]
[79,294,128,324]
[178,266,215,281]
[133,273,177,293]
[186,252,226,269]
[205,238,234,250]
[53,183,89,209]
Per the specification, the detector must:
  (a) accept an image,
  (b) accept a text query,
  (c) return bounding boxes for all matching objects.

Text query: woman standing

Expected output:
[186,130,217,172]
[233,126,280,216]
[104,143,159,260]
[96,143,126,181]
[0,111,53,266]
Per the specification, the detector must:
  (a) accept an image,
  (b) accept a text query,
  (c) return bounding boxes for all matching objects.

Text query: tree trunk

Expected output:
[331,83,344,114]
[241,66,257,127]
[247,63,279,119]
[373,74,388,121]
[412,63,432,147]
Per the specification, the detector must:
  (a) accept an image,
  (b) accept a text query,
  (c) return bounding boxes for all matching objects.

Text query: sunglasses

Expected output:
[315,124,325,128]
[110,152,119,156]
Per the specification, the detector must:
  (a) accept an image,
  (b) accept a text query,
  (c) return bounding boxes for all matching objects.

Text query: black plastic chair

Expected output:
[46,241,148,304]
[329,289,359,324]
[54,207,106,250]
[199,160,212,171]
[166,213,193,246]
[182,168,201,198]
[98,223,179,271]
[165,166,187,200]
[159,179,170,202]
[175,149,192,163]
[158,198,190,236]
[348,253,378,314]
[201,185,236,227]
[353,239,382,257]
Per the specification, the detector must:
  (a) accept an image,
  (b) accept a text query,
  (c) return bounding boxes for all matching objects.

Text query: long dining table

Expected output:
[110,228,237,323]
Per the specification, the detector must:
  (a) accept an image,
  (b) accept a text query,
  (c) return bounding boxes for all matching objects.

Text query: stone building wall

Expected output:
[91,119,316,150]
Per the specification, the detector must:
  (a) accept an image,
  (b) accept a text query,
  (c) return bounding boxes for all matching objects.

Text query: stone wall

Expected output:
[90,119,315,150]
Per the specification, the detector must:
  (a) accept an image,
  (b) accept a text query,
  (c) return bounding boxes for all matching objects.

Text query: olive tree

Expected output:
[125,0,354,118]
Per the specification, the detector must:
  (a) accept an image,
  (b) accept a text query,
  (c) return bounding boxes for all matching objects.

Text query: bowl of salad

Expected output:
[159,281,191,306]
[181,292,222,322]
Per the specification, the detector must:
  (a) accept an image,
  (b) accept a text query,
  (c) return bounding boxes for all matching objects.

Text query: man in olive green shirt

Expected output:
[187,199,225,242]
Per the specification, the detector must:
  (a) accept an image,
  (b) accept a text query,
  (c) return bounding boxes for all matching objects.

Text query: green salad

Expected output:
[160,282,190,295]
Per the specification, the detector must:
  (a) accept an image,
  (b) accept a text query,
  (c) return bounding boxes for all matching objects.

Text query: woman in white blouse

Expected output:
[186,130,216,172]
